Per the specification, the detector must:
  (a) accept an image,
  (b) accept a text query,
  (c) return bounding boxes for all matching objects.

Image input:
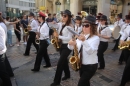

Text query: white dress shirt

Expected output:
[74,24,82,34]
[47,22,74,43]
[68,34,100,65]
[0,26,7,54]
[120,24,130,41]
[37,22,49,40]
[114,19,125,28]
[30,18,39,32]
[119,23,129,36]
[98,25,111,42]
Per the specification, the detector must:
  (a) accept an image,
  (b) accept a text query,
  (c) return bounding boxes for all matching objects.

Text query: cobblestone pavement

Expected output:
[7,35,130,86]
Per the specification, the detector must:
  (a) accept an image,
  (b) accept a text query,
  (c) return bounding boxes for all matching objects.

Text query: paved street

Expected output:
[7,35,130,86]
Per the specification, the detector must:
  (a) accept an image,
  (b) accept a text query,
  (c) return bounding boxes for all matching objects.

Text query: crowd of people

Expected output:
[0,9,130,86]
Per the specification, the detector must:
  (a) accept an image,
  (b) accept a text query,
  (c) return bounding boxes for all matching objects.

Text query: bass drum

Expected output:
[112,26,121,39]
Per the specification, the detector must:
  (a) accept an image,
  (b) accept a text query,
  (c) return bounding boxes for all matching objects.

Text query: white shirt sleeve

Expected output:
[67,44,74,50]
[120,27,130,41]
[40,23,49,38]
[0,26,7,54]
[59,26,73,41]
[31,20,38,32]
[82,36,100,55]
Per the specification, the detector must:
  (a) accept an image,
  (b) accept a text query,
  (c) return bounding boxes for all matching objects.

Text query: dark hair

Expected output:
[53,13,56,16]
[65,15,72,26]
[6,16,10,21]
[0,16,5,23]
[39,15,45,21]
[89,24,97,37]
[48,13,51,16]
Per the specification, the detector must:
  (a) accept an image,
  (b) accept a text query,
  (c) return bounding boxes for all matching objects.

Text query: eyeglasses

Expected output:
[82,23,90,28]
[63,15,67,18]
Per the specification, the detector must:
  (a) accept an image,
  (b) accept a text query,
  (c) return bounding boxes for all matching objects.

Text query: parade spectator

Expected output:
[21,15,28,45]
[46,13,54,22]
[13,17,21,46]
[5,16,19,46]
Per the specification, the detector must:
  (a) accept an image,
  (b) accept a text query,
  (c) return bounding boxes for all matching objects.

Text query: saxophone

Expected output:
[118,41,130,50]
[69,38,80,71]
[51,28,60,51]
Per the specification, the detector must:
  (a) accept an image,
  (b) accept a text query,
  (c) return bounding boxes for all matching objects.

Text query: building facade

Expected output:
[6,0,36,18]
[0,0,6,17]
[35,0,130,18]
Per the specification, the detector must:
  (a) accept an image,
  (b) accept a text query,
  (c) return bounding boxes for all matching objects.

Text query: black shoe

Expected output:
[50,82,61,86]
[43,65,51,68]
[118,61,123,65]
[98,67,104,70]
[31,69,39,72]
[62,76,70,81]
[23,54,29,56]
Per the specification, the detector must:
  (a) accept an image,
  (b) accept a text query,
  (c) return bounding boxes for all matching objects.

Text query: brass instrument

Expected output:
[81,11,88,18]
[24,24,31,34]
[35,38,40,44]
[69,37,80,71]
[118,41,130,50]
[51,28,60,51]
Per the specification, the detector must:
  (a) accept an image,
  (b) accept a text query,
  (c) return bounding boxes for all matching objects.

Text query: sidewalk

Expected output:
[7,35,130,86]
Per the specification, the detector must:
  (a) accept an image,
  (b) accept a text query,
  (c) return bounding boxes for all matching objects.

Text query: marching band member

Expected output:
[31,12,51,72]
[50,10,73,86]
[112,13,125,51]
[118,15,130,65]
[74,16,82,34]
[23,12,39,56]
[119,18,130,86]
[97,15,111,69]
[68,15,100,86]
[0,26,12,86]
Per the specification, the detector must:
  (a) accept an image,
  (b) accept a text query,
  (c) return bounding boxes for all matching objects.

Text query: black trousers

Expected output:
[33,40,51,70]
[15,31,21,42]
[113,35,121,50]
[120,50,130,86]
[4,54,14,77]
[119,49,129,63]
[24,32,39,55]
[0,55,12,86]
[78,64,98,86]
[54,44,71,84]
[98,41,108,68]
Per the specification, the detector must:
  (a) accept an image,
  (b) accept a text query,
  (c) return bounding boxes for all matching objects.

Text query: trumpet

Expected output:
[118,41,130,50]
[51,28,61,51]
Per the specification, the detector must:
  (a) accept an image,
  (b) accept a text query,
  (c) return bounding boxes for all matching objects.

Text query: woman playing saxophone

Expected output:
[68,15,100,86]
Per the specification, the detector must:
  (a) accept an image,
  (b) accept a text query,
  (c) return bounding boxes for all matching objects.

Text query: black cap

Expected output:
[63,9,72,17]
[117,13,122,18]
[100,15,107,21]
[29,12,35,17]
[125,15,130,20]
[83,15,96,24]
[76,16,82,20]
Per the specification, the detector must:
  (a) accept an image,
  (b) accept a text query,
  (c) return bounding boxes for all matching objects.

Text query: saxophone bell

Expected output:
[35,39,40,44]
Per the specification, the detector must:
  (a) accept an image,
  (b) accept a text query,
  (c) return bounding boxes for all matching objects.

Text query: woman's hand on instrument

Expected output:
[77,34,85,41]
[68,39,76,46]
[120,40,124,45]
[53,32,59,37]
[36,35,39,39]
[27,27,32,30]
